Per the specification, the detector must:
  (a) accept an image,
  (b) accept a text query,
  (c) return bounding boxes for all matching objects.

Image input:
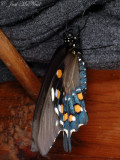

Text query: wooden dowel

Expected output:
[0,29,41,101]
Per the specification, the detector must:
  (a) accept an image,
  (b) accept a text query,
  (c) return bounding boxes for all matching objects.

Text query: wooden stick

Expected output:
[0,29,41,101]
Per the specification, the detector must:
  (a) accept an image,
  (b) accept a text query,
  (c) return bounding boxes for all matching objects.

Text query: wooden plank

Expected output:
[0,29,41,101]
[41,154,120,160]
[0,70,120,160]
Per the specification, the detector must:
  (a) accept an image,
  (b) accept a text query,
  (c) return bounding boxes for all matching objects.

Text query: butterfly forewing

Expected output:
[31,45,67,155]
[37,82,62,155]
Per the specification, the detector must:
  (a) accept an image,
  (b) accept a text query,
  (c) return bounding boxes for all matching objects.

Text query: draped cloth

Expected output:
[0,0,119,82]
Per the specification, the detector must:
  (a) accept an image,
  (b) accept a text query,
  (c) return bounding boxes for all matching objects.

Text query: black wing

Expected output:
[31,45,67,156]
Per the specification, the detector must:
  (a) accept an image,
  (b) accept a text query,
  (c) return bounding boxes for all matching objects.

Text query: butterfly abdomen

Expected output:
[78,57,87,93]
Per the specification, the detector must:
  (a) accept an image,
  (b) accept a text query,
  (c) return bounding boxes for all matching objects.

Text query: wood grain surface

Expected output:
[0,69,120,160]
[0,29,41,101]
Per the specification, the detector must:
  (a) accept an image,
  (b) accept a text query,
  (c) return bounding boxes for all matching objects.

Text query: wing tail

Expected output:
[63,130,72,152]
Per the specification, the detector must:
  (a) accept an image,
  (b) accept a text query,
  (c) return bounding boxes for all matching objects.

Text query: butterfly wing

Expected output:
[31,45,67,155]
[54,50,88,152]
[37,83,62,155]
[31,46,88,155]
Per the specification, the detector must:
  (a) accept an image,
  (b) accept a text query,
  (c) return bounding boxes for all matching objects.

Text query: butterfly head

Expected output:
[63,29,80,48]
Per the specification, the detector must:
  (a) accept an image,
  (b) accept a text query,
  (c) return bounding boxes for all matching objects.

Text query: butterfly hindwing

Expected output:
[53,50,88,152]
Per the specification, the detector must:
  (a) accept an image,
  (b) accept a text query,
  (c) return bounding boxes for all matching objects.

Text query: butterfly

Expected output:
[31,29,88,156]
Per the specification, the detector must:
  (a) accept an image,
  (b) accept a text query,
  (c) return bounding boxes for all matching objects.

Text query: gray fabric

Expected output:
[0,0,119,82]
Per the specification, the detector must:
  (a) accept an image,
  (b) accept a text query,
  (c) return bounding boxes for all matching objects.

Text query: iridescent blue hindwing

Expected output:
[52,51,88,152]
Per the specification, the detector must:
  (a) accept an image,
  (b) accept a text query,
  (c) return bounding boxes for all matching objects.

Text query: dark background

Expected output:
[0,0,119,82]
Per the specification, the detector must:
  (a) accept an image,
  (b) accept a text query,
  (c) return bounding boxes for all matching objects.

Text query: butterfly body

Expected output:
[31,30,88,156]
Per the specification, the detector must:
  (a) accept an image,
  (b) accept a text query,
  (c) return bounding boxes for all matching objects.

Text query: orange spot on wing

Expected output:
[60,104,64,114]
[57,69,62,78]
[74,104,81,113]
[69,115,73,122]
[56,89,60,99]
[64,113,68,121]
[77,92,83,100]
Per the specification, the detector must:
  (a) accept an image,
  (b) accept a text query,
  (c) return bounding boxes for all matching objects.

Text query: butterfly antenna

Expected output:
[79,15,89,33]
[43,22,63,39]
[40,3,63,40]
[77,9,89,51]
[65,1,69,32]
